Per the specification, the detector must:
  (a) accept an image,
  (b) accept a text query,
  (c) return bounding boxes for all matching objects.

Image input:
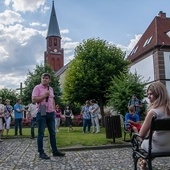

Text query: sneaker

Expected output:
[14,134,17,136]
[53,151,65,157]
[91,131,95,133]
[30,137,34,139]
[96,131,100,133]
[39,153,50,159]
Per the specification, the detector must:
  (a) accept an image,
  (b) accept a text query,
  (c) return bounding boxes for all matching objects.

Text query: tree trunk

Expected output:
[98,99,105,127]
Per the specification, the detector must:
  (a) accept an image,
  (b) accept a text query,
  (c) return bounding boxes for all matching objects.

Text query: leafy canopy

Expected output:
[62,38,129,106]
[0,88,19,106]
[107,72,147,116]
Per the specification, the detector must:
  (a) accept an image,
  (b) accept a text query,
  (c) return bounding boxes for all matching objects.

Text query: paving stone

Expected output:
[0,138,170,170]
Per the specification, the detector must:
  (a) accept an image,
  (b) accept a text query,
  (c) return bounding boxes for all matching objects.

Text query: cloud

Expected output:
[61,29,69,34]
[4,0,11,6]
[0,10,24,25]
[116,34,142,56]
[29,22,40,27]
[7,0,46,12]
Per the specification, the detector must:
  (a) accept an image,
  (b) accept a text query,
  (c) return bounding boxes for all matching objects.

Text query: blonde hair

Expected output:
[147,81,170,115]
[128,105,135,112]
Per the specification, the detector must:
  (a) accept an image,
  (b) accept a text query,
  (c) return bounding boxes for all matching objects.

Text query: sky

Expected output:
[0,0,170,90]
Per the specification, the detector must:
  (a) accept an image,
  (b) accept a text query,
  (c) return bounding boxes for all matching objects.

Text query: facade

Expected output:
[127,11,170,94]
[44,1,64,72]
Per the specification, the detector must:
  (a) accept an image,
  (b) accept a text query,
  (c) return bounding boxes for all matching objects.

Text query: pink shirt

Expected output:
[32,84,55,112]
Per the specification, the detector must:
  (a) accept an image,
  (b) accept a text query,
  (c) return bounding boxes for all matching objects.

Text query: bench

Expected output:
[131,115,170,170]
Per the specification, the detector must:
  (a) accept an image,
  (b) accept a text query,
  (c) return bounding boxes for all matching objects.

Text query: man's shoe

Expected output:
[53,151,65,157]
[30,137,34,139]
[39,153,50,159]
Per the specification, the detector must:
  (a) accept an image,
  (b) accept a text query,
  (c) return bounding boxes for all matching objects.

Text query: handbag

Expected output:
[71,114,74,119]
[2,117,5,124]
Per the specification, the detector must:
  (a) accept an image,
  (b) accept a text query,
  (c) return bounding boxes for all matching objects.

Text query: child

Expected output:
[125,105,142,133]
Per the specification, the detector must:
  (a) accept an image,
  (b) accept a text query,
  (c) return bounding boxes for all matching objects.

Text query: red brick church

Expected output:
[44,1,64,72]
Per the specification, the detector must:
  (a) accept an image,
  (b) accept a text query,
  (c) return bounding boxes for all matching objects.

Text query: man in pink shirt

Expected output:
[32,73,65,159]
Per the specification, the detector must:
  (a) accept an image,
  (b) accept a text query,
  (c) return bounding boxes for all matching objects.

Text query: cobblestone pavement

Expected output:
[0,138,170,170]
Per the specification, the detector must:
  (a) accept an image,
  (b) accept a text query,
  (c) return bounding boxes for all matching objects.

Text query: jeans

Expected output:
[31,117,37,138]
[36,112,58,154]
[14,118,22,135]
[83,118,91,133]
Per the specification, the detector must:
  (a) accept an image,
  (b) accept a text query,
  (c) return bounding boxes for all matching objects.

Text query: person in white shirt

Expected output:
[89,99,100,133]
[28,102,37,139]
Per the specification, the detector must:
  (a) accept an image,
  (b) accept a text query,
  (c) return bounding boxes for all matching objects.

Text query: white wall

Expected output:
[130,55,154,82]
[164,52,170,94]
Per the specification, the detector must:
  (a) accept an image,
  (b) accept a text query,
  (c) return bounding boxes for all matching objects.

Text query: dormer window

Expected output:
[143,36,153,47]
[166,30,170,38]
[130,46,138,56]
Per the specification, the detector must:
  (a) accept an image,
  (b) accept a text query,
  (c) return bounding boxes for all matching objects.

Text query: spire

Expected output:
[47,1,61,38]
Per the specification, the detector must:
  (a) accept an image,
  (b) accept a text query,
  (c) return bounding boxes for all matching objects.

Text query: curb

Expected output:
[59,143,131,152]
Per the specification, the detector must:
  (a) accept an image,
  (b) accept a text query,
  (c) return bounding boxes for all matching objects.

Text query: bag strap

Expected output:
[6,106,11,115]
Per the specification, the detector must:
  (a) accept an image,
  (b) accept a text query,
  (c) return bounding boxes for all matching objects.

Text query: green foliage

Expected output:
[62,38,129,109]
[0,88,19,106]
[107,72,147,116]
[22,64,61,105]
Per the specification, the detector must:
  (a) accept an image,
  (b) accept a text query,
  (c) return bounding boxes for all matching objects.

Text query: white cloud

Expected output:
[4,0,11,6]
[62,41,79,50]
[0,10,23,25]
[61,29,69,34]
[41,24,47,27]
[11,0,46,12]
[116,34,142,56]
[41,5,50,13]
[29,22,40,27]
[62,37,72,42]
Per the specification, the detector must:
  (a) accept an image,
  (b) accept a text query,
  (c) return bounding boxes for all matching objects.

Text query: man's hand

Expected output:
[44,91,50,97]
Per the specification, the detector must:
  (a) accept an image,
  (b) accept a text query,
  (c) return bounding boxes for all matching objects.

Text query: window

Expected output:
[49,38,52,46]
[166,30,170,38]
[143,36,153,47]
[130,46,138,56]
[54,38,57,46]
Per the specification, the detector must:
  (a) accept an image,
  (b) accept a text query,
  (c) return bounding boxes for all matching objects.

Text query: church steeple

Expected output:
[47,1,61,38]
[44,0,64,72]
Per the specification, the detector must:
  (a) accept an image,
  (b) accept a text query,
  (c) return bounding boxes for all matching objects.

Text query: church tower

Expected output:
[44,1,64,72]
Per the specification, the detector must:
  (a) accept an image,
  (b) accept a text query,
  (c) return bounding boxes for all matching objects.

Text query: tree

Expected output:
[107,72,147,116]
[62,38,129,120]
[0,88,19,106]
[22,64,61,105]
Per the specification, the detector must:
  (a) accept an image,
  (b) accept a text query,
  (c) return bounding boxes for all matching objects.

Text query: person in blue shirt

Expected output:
[125,105,142,133]
[128,94,143,117]
[81,100,91,133]
[14,99,25,136]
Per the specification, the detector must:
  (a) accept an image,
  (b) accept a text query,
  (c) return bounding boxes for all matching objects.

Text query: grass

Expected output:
[3,126,130,148]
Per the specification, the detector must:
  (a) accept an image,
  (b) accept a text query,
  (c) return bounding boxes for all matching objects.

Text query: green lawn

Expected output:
[4,126,129,148]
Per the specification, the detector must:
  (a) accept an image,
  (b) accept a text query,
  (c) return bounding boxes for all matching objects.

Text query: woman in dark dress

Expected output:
[64,105,73,132]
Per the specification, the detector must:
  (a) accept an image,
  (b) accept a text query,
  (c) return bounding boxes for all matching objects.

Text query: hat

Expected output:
[0,97,2,100]
[5,99,10,102]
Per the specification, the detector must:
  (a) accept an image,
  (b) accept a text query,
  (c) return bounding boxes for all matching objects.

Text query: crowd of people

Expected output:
[1,72,170,165]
